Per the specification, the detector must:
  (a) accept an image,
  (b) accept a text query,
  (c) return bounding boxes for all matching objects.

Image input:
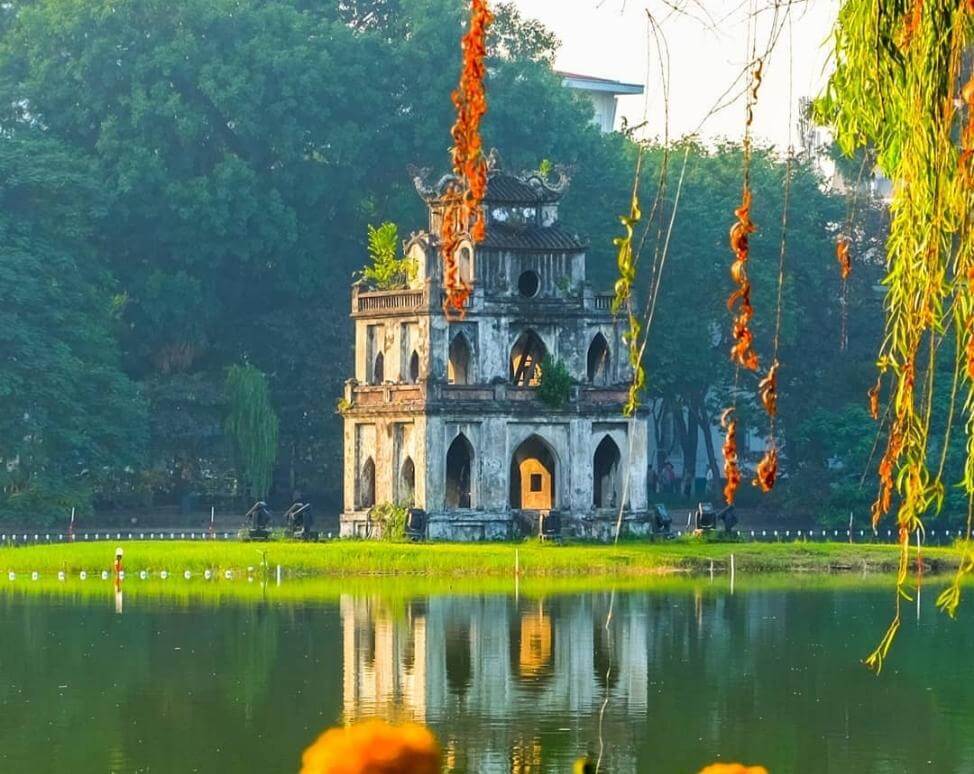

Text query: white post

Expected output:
[276,564,281,586]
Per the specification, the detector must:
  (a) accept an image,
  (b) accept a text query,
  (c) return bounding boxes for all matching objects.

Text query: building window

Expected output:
[358,457,376,510]
[448,333,472,385]
[510,330,547,387]
[399,457,416,506]
[587,333,611,386]
[409,351,420,383]
[445,434,473,509]
[529,473,543,493]
[517,270,540,298]
[372,352,384,384]
[458,246,474,285]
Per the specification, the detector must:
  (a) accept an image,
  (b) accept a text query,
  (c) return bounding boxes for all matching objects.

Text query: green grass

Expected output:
[0,538,966,579]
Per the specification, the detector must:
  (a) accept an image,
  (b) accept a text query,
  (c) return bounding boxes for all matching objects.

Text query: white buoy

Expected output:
[139,571,147,580]
[101,570,109,580]
[224,570,233,580]
[58,571,65,581]
[184,570,192,579]
[160,570,168,580]
[7,572,14,581]
[80,571,87,580]
[31,572,38,581]
[204,569,212,580]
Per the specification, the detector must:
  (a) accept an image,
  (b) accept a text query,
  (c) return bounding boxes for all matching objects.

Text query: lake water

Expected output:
[1,579,972,773]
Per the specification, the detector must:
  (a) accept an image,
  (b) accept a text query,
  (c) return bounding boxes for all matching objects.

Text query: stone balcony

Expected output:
[351,282,615,319]
[340,379,632,416]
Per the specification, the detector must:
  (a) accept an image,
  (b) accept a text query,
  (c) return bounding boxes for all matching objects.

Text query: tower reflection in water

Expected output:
[340,593,649,772]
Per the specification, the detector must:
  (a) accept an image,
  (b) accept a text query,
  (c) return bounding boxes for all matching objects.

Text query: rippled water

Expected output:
[0,580,972,773]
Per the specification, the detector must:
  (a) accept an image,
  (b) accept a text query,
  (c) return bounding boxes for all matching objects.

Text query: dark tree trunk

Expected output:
[694,398,723,493]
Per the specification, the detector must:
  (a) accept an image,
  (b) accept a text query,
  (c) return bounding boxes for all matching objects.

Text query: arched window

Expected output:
[409,351,420,383]
[446,434,473,508]
[458,246,474,286]
[587,333,611,386]
[510,435,557,510]
[399,457,416,506]
[448,333,472,385]
[358,457,376,510]
[593,436,622,509]
[509,330,547,387]
[372,352,384,384]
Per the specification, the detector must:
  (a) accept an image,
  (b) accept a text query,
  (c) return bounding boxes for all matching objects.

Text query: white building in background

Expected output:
[557,71,644,133]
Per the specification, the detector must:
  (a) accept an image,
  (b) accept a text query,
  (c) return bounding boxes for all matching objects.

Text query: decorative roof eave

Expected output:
[408,149,572,205]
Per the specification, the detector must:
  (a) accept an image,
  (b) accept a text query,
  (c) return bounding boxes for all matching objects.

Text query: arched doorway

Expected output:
[587,333,610,385]
[510,330,547,387]
[593,436,622,509]
[445,434,473,508]
[510,435,556,510]
[408,351,420,383]
[358,457,376,509]
[448,333,472,385]
[399,457,415,505]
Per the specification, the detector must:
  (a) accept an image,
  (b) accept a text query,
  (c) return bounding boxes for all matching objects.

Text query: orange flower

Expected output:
[758,360,778,418]
[727,186,760,371]
[753,445,778,493]
[836,237,852,280]
[300,720,440,774]
[441,0,493,319]
[698,765,769,774]
[721,408,741,505]
[867,377,881,420]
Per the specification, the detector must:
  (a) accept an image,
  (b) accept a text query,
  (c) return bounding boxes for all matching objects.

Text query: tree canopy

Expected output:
[0,0,890,523]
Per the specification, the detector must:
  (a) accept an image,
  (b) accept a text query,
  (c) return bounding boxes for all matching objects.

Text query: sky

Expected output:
[510,0,841,149]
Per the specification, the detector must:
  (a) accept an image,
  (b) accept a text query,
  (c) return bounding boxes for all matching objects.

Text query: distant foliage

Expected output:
[361,223,415,290]
[537,356,572,409]
[224,364,278,500]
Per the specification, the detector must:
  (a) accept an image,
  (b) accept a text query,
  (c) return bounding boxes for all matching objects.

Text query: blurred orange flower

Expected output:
[300,720,440,774]
[698,764,769,774]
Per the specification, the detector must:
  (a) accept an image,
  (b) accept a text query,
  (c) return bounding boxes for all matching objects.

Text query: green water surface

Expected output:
[0,578,971,773]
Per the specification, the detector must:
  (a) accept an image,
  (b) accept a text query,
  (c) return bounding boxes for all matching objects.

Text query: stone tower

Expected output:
[339,153,651,540]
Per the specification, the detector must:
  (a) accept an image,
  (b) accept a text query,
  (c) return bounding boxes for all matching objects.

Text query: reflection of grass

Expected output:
[3,572,967,608]
[0,539,966,579]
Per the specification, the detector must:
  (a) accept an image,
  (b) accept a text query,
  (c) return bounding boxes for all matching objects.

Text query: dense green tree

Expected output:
[0,0,629,513]
[0,133,146,519]
[637,142,888,516]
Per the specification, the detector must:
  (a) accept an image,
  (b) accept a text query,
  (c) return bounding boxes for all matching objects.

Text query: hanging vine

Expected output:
[817,0,974,670]
[440,0,493,319]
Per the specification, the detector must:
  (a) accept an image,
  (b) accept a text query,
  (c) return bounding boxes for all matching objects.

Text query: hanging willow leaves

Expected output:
[440,0,493,319]
[612,189,644,416]
[817,0,974,668]
[225,363,279,500]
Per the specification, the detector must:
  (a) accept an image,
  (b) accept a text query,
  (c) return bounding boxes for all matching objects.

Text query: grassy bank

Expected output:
[0,538,966,578]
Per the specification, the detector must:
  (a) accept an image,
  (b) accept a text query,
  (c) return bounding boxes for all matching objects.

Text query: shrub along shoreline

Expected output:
[0,539,966,579]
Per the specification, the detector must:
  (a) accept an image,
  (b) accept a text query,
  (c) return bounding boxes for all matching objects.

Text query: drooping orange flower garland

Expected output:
[440,0,493,319]
[728,187,760,371]
[836,236,852,280]
[721,408,741,504]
